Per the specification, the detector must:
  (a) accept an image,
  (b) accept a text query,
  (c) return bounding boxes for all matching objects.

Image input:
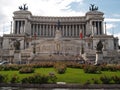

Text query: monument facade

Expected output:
[0,4,120,64]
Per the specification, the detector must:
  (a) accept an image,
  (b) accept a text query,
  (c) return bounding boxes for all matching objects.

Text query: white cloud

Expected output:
[0,0,85,35]
[105,18,120,44]
[105,18,120,22]
[112,14,120,17]
[106,23,116,30]
[105,23,120,45]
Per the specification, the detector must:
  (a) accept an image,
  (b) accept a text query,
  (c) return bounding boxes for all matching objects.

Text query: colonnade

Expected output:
[14,20,103,38]
[92,21,103,35]
[31,23,86,37]
[14,20,25,34]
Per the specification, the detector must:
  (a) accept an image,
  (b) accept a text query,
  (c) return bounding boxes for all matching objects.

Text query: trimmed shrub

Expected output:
[66,62,83,69]
[0,66,4,71]
[107,66,118,71]
[0,64,21,71]
[21,73,49,84]
[92,78,99,84]
[10,74,19,83]
[100,65,120,72]
[32,62,54,68]
[49,72,57,83]
[100,75,112,84]
[83,65,101,74]
[112,75,120,84]
[0,74,5,83]
[54,62,67,74]
[84,80,91,85]
[19,67,34,74]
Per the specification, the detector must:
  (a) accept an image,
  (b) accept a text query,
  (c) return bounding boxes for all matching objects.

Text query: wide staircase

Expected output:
[29,53,84,63]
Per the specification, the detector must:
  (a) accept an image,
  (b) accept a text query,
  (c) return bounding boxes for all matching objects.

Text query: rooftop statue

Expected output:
[96,40,103,52]
[19,4,28,11]
[89,4,98,11]
[57,20,61,30]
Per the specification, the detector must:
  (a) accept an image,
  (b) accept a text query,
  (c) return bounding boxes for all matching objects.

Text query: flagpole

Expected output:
[33,32,36,54]
[80,30,84,55]
[105,22,107,35]
[10,21,12,34]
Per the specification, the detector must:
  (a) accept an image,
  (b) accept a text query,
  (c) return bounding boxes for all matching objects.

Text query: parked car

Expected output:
[0,61,9,65]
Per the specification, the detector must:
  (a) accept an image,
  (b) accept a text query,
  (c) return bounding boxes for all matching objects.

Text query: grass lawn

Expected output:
[0,68,120,84]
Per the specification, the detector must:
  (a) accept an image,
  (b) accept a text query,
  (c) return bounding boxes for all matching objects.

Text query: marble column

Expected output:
[39,24,41,36]
[75,25,77,37]
[36,24,38,36]
[98,21,100,35]
[65,25,67,37]
[51,25,53,37]
[94,22,97,35]
[46,24,48,36]
[72,24,74,37]
[19,21,21,34]
[62,25,64,37]
[68,25,71,36]
[95,21,98,35]
[38,24,40,36]
[13,21,16,34]
[78,25,80,36]
[33,24,35,35]
[53,25,55,36]
[43,24,45,36]
[92,22,94,36]
[31,24,32,35]
[17,21,19,34]
[49,25,51,37]
[70,25,72,36]
[104,22,107,35]
[83,24,85,37]
[20,21,23,34]
[101,21,103,35]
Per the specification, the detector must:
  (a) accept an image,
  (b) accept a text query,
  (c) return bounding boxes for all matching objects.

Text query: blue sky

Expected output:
[0,0,120,44]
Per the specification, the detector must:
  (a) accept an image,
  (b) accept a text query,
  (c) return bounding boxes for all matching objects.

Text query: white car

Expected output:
[0,61,9,65]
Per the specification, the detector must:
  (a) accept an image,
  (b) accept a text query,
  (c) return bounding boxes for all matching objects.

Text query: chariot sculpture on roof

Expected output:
[19,4,28,11]
[89,4,98,11]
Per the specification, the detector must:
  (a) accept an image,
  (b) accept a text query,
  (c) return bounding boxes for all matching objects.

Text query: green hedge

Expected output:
[21,73,49,84]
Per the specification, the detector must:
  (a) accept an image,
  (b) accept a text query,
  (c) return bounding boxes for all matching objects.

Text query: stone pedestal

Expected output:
[54,30,62,41]
[14,50,21,64]
[103,50,107,56]
[9,50,14,64]
[95,51,103,65]
[54,30,62,55]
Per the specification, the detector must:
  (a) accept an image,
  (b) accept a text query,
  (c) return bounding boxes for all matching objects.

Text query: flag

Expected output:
[80,31,83,39]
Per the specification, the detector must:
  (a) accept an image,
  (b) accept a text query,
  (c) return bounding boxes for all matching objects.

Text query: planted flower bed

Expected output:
[0,62,120,84]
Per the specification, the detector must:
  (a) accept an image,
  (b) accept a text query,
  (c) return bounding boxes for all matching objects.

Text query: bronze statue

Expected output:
[96,40,103,52]
[89,4,98,11]
[57,20,61,30]
[19,6,23,10]
[19,4,28,11]
[14,40,20,50]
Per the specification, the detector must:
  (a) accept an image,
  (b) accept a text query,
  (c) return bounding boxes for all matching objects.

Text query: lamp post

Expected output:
[33,41,36,54]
